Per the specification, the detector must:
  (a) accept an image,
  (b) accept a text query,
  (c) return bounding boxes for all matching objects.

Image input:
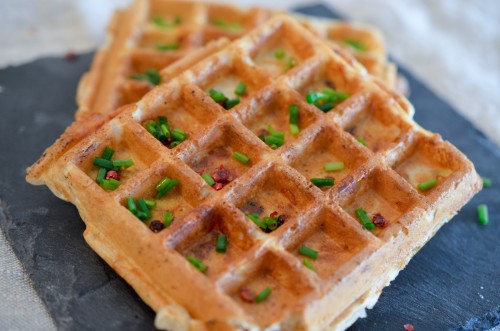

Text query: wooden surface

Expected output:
[0,4,498,331]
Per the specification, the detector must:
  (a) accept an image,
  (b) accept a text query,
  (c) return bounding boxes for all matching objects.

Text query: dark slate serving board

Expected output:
[0,4,498,331]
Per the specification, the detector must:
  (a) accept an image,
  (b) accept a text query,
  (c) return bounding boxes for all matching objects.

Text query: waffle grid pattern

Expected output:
[77,0,394,120]
[49,16,481,329]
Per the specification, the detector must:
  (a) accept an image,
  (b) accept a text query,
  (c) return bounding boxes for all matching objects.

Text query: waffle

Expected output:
[26,15,480,330]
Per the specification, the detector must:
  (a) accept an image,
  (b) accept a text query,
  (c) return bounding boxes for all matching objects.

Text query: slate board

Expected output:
[0,4,498,331]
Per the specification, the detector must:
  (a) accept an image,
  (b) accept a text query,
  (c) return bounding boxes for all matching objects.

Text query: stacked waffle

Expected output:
[26,1,481,330]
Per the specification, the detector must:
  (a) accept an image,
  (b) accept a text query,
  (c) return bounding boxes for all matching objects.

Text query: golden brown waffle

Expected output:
[26,15,480,330]
[76,0,398,121]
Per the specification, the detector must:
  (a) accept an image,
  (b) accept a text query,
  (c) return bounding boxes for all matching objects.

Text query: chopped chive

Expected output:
[156,42,180,51]
[112,159,134,169]
[232,151,250,164]
[158,116,168,126]
[264,135,284,147]
[267,125,284,138]
[303,258,315,271]
[357,137,366,146]
[324,162,344,172]
[216,234,227,253]
[163,211,173,228]
[212,19,241,32]
[482,177,492,188]
[144,199,156,209]
[102,146,115,160]
[246,213,267,230]
[127,196,138,214]
[170,141,181,148]
[310,178,334,187]
[289,105,299,125]
[355,208,375,230]
[137,199,151,219]
[270,144,278,150]
[151,16,181,28]
[289,124,300,136]
[255,287,271,303]
[186,257,207,273]
[317,102,334,113]
[100,178,121,190]
[274,48,285,59]
[299,245,318,260]
[225,98,240,110]
[208,88,227,103]
[234,82,247,96]
[160,124,170,138]
[93,157,115,170]
[343,39,366,52]
[145,120,158,137]
[96,167,107,183]
[263,217,278,230]
[171,128,188,142]
[477,204,489,225]
[201,173,216,186]
[417,178,437,191]
[131,69,161,85]
[285,57,297,70]
[136,211,149,221]
[322,89,349,103]
[156,178,179,198]
[156,177,171,191]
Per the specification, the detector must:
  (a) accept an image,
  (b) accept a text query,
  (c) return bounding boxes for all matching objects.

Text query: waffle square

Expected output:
[26,15,481,330]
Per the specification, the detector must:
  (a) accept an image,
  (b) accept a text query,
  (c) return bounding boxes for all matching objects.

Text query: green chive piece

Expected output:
[324,162,344,172]
[267,125,284,138]
[157,116,168,125]
[156,42,180,51]
[112,159,134,169]
[299,245,318,260]
[246,213,267,230]
[156,178,179,198]
[225,98,240,110]
[131,69,161,85]
[285,57,297,70]
[151,16,181,28]
[274,48,285,59]
[482,177,492,188]
[255,287,271,303]
[186,257,207,273]
[234,82,247,96]
[477,204,489,225]
[317,102,334,113]
[144,199,156,209]
[96,167,107,183]
[137,198,151,219]
[357,137,367,146]
[212,19,242,32]
[310,178,334,187]
[289,104,299,124]
[136,211,149,221]
[208,88,227,103]
[100,178,121,191]
[171,128,188,142]
[355,208,375,230]
[156,177,171,191]
[127,197,137,215]
[145,120,158,137]
[343,39,366,52]
[264,135,284,147]
[170,141,181,148]
[417,178,437,191]
[263,217,278,230]
[202,173,216,186]
[303,258,315,271]
[102,146,115,160]
[93,157,115,170]
[289,124,300,136]
[216,234,227,253]
[163,211,174,228]
[232,151,250,164]
[160,124,170,138]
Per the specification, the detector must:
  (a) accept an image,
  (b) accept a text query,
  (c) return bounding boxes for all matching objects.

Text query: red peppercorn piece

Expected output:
[372,213,389,228]
[105,170,121,181]
[149,220,164,233]
[239,288,255,303]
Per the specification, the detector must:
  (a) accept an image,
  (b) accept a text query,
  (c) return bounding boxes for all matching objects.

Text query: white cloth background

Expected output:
[1,0,499,330]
